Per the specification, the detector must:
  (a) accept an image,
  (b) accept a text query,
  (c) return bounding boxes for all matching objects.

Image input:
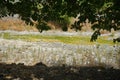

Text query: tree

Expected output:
[0,0,120,33]
[0,0,9,17]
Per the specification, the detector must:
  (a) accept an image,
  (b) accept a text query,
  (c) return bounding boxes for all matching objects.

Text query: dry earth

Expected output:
[0,62,120,80]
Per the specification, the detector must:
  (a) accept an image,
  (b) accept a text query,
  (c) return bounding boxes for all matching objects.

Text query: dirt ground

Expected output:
[0,62,120,80]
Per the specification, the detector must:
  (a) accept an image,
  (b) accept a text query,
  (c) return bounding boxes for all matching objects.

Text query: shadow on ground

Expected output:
[0,62,120,80]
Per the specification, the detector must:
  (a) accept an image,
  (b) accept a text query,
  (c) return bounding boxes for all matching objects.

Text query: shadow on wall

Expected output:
[0,62,120,80]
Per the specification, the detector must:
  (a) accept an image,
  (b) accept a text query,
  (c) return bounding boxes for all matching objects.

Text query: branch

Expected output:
[29,17,38,25]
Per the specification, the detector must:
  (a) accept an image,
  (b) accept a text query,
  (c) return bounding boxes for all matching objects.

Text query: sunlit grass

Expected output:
[0,32,115,45]
[98,36,114,45]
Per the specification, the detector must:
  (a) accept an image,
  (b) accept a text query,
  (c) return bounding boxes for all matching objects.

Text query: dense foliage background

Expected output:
[0,0,120,32]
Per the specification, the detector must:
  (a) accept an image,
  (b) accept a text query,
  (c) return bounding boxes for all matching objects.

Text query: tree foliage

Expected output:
[0,0,120,32]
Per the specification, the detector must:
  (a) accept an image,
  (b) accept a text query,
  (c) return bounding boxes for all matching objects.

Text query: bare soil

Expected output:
[0,62,120,80]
